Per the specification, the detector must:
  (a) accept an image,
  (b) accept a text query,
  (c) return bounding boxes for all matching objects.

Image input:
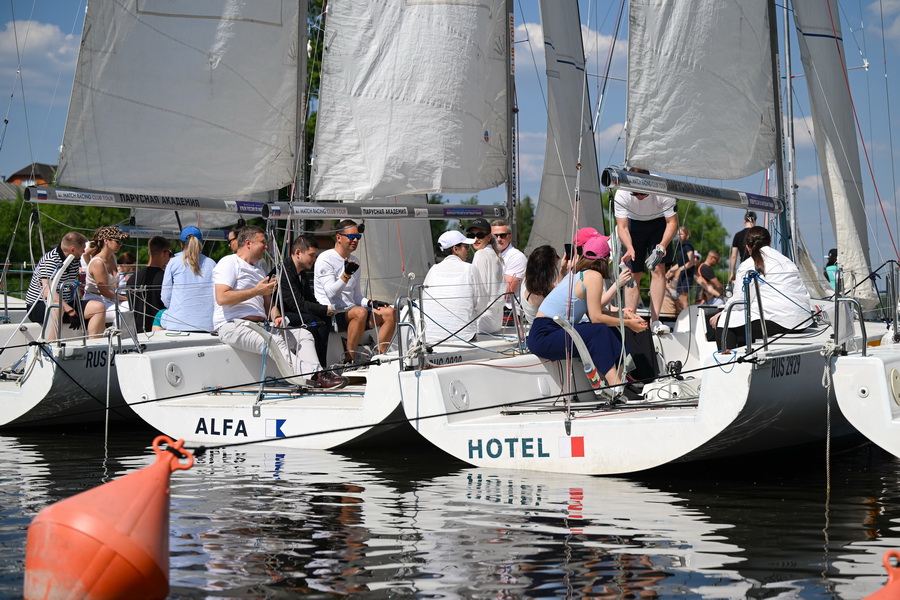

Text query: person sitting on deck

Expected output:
[695,250,725,307]
[83,227,130,338]
[131,236,171,333]
[314,219,396,366]
[521,245,567,325]
[274,234,335,367]
[160,226,217,332]
[527,236,646,388]
[421,230,478,345]
[710,227,811,350]
[213,225,347,390]
[25,231,88,340]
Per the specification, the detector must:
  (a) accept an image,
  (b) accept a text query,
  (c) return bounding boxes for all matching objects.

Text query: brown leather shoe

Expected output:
[312,370,348,390]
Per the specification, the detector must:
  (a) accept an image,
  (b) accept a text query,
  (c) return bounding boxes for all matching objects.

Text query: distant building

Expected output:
[5,163,55,187]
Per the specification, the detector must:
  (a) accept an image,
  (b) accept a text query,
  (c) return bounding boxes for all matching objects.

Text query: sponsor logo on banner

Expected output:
[444,207,484,217]
[117,193,201,207]
[558,436,585,458]
[361,207,408,217]
[235,201,264,214]
[56,190,116,203]
[414,208,429,218]
[290,206,349,217]
[266,419,287,438]
[745,192,778,213]
[626,175,666,192]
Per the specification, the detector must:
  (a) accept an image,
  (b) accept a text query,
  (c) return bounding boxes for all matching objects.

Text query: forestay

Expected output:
[526,0,605,254]
[792,0,877,307]
[58,0,303,202]
[626,0,777,180]
[310,0,509,200]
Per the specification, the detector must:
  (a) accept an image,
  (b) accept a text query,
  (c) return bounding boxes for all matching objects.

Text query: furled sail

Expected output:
[310,0,509,200]
[792,0,877,307]
[626,0,777,180]
[526,0,605,254]
[58,0,303,201]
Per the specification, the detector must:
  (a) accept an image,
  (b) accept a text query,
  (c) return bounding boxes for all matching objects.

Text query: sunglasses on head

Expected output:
[339,233,362,241]
[469,231,489,239]
[495,233,510,239]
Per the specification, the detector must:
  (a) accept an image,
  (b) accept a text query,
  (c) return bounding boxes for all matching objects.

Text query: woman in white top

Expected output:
[710,226,811,350]
[83,226,130,337]
[521,245,567,324]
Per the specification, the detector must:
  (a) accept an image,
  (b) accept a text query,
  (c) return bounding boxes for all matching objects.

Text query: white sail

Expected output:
[58,0,303,200]
[626,0,777,180]
[526,0,605,254]
[791,0,877,307]
[351,197,433,302]
[310,0,509,201]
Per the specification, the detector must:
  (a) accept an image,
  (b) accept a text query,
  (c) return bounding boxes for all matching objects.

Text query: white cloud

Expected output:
[868,0,900,42]
[788,116,816,148]
[796,173,823,194]
[0,20,78,107]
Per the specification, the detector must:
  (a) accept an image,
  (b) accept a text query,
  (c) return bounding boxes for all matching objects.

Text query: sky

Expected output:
[2,0,900,269]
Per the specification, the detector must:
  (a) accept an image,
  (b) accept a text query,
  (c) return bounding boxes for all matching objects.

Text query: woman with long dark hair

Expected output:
[710,226,811,350]
[527,236,646,386]
[521,245,566,324]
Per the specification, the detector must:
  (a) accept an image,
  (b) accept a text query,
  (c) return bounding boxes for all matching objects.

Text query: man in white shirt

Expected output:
[421,230,478,345]
[491,219,526,318]
[466,218,505,334]
[213,225,346,389]
[314,219,396,363]
[614,168,678,334]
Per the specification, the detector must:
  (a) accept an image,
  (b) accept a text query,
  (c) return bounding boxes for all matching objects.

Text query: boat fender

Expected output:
[864,550,900,599]
[24,436,194,600]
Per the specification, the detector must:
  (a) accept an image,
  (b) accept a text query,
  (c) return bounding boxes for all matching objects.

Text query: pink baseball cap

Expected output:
[582,235,611,260]
[575,227,599,248]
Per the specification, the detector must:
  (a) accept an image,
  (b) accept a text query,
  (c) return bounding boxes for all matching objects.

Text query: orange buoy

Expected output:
[24,435,193,600]
[864,550,900,599]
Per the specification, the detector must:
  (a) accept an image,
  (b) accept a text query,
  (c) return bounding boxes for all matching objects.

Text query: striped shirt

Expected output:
[25,246,80,306]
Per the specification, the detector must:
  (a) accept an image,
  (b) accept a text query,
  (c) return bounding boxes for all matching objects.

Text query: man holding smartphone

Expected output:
[613,168,678,335]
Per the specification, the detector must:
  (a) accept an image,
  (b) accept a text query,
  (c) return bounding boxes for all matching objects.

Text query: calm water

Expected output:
[1,425,899,599]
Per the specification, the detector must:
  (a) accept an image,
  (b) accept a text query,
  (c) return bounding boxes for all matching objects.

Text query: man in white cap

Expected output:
[421,230,478,345]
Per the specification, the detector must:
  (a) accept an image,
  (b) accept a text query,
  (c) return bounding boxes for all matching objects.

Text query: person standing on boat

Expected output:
[214,225,347,390]
[491,219,526,320]
[83,226,130,338]
[160,226,216,332]
[466,218,505,334]
[527,236,645,388]
[275,235,334,367]
[710,227,811,350]
[314,219,396,364]
[673,226,699,309]
[728,210,757,285]
[613,168,678,335]
[824,248,838,288]
[421,230,478,345]
[130,236,171,333]
[25,231,88,339]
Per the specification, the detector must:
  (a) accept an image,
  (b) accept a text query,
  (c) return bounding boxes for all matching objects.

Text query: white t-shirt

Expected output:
[613,189,677,221]
[722,246,811,329]
[422,255,478,345]
[212,254,267,330]
[500,245,527,309]
[313,248,367,308]
[471,247,505,333]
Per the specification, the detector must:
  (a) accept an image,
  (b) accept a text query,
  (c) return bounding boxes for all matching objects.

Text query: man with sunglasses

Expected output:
[613,167,678,335]
[466,218,505,334]
[314,219,396,365]
[491,219,527,319]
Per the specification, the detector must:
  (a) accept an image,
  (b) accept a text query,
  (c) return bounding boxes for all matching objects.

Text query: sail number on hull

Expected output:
[770,355,802,378]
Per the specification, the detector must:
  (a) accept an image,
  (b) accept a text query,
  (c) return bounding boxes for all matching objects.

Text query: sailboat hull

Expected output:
[832,345,900,458]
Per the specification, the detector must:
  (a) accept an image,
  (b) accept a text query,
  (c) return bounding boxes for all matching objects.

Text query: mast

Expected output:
[768,0,792,258]
[505,0,518,244]
[783,0,798,256]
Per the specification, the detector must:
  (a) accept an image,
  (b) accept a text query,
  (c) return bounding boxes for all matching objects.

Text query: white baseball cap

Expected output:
[438,230,476,251]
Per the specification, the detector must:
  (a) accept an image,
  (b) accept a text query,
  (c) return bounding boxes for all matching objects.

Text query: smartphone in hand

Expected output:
[564,243,572,261]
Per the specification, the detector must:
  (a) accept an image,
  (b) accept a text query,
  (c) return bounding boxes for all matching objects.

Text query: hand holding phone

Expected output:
[564,243,573,261]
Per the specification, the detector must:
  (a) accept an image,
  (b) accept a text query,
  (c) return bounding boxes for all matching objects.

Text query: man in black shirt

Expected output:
[276,235,335,366]
[131,236,171,333]
[729,211,757,284]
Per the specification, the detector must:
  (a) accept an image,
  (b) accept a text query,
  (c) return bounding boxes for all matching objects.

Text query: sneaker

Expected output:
[311,370,349,390]
[651,320,671,335]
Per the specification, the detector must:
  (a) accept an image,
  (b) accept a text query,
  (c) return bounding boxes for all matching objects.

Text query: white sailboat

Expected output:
[104,0,522,448]
[397,0,870,475]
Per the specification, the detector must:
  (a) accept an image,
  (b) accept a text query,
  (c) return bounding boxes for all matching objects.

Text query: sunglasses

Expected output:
[469,231,489,239]
[632,192,649,198]
[339,233,362,241]
[495,233,511,239]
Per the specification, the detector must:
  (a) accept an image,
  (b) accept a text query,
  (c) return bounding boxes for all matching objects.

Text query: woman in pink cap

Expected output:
[527,236,646,388]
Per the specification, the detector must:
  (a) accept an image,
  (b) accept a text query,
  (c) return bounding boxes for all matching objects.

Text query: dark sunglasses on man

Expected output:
[495,233,511,239]
[339,233,363,241]
[469,231,489,239]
